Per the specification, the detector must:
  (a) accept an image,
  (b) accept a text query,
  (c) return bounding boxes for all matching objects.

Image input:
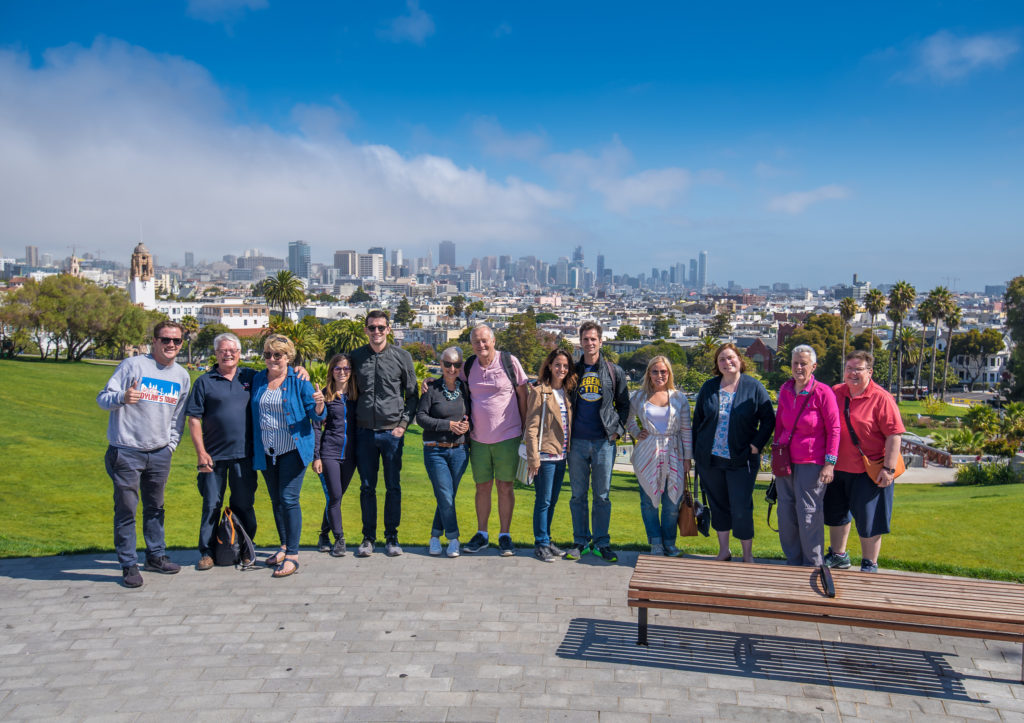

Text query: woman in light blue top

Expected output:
[251,334,326,577]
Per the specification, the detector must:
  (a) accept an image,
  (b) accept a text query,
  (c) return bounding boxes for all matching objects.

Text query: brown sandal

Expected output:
[265,550,286,567]
[271,559,300,578]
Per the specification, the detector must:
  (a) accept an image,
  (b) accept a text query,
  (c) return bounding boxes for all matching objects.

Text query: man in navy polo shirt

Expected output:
[185,332,259,570]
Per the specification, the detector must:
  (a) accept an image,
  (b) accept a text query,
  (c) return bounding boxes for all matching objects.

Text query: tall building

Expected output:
[357,253,384,279]
[128,243,157,310]
[184,251,194,268]
[689,258,698,287]
[334,250,357,275]
[25,245,39,267]
[438,240,456,268]
[572,245,584,264]
[391,248,403,269]
[596,254,605,284]
[288,240,311,278]
[674,262,686,286]
[555,257,570,286]
[698,250,708,291]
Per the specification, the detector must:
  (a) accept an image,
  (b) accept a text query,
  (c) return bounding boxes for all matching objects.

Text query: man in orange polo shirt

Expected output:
[823,350,905,573]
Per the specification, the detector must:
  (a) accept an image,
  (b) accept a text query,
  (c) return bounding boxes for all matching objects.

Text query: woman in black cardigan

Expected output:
[692,343,775,563]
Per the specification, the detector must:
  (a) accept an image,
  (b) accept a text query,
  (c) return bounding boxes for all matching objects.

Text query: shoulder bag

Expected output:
[842,396,905,482]
[515,390,548,485]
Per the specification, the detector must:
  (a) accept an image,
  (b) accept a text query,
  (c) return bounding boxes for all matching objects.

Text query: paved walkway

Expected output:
[1,548,1021,722]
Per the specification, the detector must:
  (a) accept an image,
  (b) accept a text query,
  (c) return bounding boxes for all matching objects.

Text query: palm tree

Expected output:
[888,281,916,402]
[838,297,858,363]
[180,314,199,365]
[897,327,921,393]
[262,270,305,320]
[261,318,324,367]
[926,287,953,394]
[864,288,886,344]
[913,298,936,400]
[941,304,962,401]
[322,318,368,356]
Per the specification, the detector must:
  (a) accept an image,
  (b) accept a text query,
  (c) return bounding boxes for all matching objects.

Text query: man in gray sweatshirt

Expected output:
[97,321,191,588]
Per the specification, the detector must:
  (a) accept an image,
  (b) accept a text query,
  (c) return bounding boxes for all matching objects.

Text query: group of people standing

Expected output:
[97,314,904,589]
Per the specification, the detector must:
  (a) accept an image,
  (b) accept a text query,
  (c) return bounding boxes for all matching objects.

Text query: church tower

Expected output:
[128,242,156,309]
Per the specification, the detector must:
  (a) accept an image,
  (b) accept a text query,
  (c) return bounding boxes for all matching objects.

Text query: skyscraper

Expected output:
[25,245,39,266]
[439,240,456,268]
[288,240,311,278]
[689,258,698,287]
[358,253,384,279]
[334,250,357,275]
[698,250,708,291]
[572,245,584,264]
[185,251,194,268]
[596,254,605,284]
[391,248,403,269]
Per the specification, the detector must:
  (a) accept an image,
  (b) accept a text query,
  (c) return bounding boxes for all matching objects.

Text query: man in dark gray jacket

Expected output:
[566,321,630,563]
[350,310,418,557]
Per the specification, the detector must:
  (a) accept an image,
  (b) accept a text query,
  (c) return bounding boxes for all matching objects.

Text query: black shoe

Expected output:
[534,545,554,562]
[318,532,331,553]
[595,546,618,563]
[547,542,566,558]
[463,532,488,554]
[385,537,403,557]
[499,536,515,556]
[143,556,181,574]
[122,565,143,588]
[331,537,346,557]
[356,538,374,557]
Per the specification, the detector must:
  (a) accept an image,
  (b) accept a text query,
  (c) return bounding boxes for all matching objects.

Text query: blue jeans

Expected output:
[533,459,566,545]
[568,437,616,548]
[357,428,404,540]
[423,444,468,539]
[261,450,306,555]
[105,445,172,567]
[197,458,258,556]
[639,486,680,546]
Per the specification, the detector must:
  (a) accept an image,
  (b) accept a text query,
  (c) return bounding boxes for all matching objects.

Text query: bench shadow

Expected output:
[556,617,979,702]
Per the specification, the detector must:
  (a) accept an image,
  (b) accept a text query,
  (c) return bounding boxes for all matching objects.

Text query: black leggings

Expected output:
[320,456,357,538]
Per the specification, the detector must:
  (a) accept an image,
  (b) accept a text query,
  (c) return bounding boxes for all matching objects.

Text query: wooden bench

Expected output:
[628,557,1024,682]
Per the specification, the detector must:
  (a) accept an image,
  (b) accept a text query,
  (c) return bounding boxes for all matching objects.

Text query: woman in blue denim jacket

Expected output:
[251,334,326,577]
[692,343,775,563]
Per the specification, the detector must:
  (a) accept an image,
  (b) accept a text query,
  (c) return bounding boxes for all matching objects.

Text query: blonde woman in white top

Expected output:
[626,356,693,556]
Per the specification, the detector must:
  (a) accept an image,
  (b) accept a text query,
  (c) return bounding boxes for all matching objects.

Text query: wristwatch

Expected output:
[882,466,896,474]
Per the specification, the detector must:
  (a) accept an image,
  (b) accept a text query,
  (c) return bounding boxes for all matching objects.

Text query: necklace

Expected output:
[441,384,461,402]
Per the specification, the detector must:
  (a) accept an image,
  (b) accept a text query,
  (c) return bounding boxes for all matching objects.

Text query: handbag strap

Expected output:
[842,396,866,456]
[538,391,548,444]
[780,380,815,446]
[692,469,708,507]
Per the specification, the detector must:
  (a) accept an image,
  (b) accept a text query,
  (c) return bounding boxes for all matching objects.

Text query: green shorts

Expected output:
[470,436,522,484]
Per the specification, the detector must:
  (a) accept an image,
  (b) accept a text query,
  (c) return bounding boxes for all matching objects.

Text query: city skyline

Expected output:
[1,2,1022,289]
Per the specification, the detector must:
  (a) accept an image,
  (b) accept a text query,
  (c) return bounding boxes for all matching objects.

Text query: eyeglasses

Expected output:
[845,367,870,375]
[263,351,286,361]
[332,366,352,373]
[215,348,239,356]
[442,361,462,369]
[366,325,388,332]
[156,336,183,345]
[649,369,669,377]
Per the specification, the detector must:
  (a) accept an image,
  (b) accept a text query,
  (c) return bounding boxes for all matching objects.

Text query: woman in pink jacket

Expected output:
[773,344,840,566]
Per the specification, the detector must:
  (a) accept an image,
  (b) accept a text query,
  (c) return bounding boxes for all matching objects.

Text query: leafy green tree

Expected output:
[36,275,135,361]
[348,286,372,304]
[691,336,720,374]
[0,279,50,359]
[1004,276,1024,401]
[322,318,368,356]
[616,324,641,341]
[263,270,305,319]
[708,312,732,339]
[781,313,847,384]
[864,288,887,342]
[450,295,466,319]
[96,303,165,361]
[195,323,231,358]
[679,368,712,395]
[838,297,858,363]
[619,340,687,375]
[887,280,916,401]
[402,341,436,362]
[465,300,486,323]
[394,297,416,326]
[535,312,558,323]
[652,315,671,339]
[950,328,1005,390]
[496,312,556,375]
[180,315,200,365]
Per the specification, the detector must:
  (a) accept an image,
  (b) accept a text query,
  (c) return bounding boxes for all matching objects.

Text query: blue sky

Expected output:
[1,1,1021,291]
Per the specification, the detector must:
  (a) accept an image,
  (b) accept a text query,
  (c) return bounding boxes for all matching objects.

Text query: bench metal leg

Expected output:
[637,608,648,646]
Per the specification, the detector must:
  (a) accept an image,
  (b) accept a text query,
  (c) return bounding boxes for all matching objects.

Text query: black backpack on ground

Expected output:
[213,507,256,569]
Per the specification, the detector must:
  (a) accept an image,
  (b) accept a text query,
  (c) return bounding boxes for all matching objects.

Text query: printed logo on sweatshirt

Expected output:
[138,377,182,405]
[578,372,602,403]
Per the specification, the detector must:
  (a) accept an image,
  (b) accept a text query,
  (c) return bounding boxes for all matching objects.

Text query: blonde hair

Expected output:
[263,334,296,362]
[643,355,675,396]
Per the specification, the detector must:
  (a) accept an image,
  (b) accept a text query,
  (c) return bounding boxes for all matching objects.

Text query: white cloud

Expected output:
[185,0,268,23]
[754,161,789,179]
[544,137,691,213]
[897,30,1019,83]
[766,185,850,214]
[472,117,547,160]
[379,0,435,46]
[0,40,566,260]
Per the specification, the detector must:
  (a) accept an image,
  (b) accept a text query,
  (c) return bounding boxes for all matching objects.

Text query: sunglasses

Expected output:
[366,325,388,332]
[650,369,669,376]
[263,351,286,360]
[442,361,462,369]
[156,336,183,345]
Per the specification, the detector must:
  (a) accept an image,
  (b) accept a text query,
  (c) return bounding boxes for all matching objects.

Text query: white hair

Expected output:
[791,344,817,364]
[440,345,463,362]
[470,324,494,341]
[213,332,241,351]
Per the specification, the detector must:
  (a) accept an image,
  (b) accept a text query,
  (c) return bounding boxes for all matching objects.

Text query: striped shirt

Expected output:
[259,387,296,462]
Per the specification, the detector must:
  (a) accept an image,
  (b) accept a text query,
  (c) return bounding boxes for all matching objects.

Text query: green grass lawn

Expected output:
[1,358,1022,581]
[897,398,968,437]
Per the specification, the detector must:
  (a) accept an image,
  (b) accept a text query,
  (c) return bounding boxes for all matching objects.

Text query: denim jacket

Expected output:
[251,367,327,470]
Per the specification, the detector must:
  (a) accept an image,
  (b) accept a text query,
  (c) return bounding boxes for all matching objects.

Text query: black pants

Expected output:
[320,455,357,538]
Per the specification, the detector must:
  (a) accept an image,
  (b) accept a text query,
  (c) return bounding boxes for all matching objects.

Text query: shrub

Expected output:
[922,395,944,415]
[955,463,1024,486]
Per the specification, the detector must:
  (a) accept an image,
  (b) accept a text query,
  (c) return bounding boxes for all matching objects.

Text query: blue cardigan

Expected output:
[251,367,327,470]
[692,374,776,469]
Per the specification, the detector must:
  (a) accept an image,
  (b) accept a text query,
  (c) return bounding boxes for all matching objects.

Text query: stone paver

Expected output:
[0,549,1019,721]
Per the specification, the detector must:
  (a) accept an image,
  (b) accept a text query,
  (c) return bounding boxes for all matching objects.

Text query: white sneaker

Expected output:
[429,537,442,556]
[650,542,665,556]
[446,539,460,558]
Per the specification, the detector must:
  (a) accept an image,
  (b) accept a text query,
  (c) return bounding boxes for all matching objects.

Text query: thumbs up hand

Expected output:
[124,378,142,405]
